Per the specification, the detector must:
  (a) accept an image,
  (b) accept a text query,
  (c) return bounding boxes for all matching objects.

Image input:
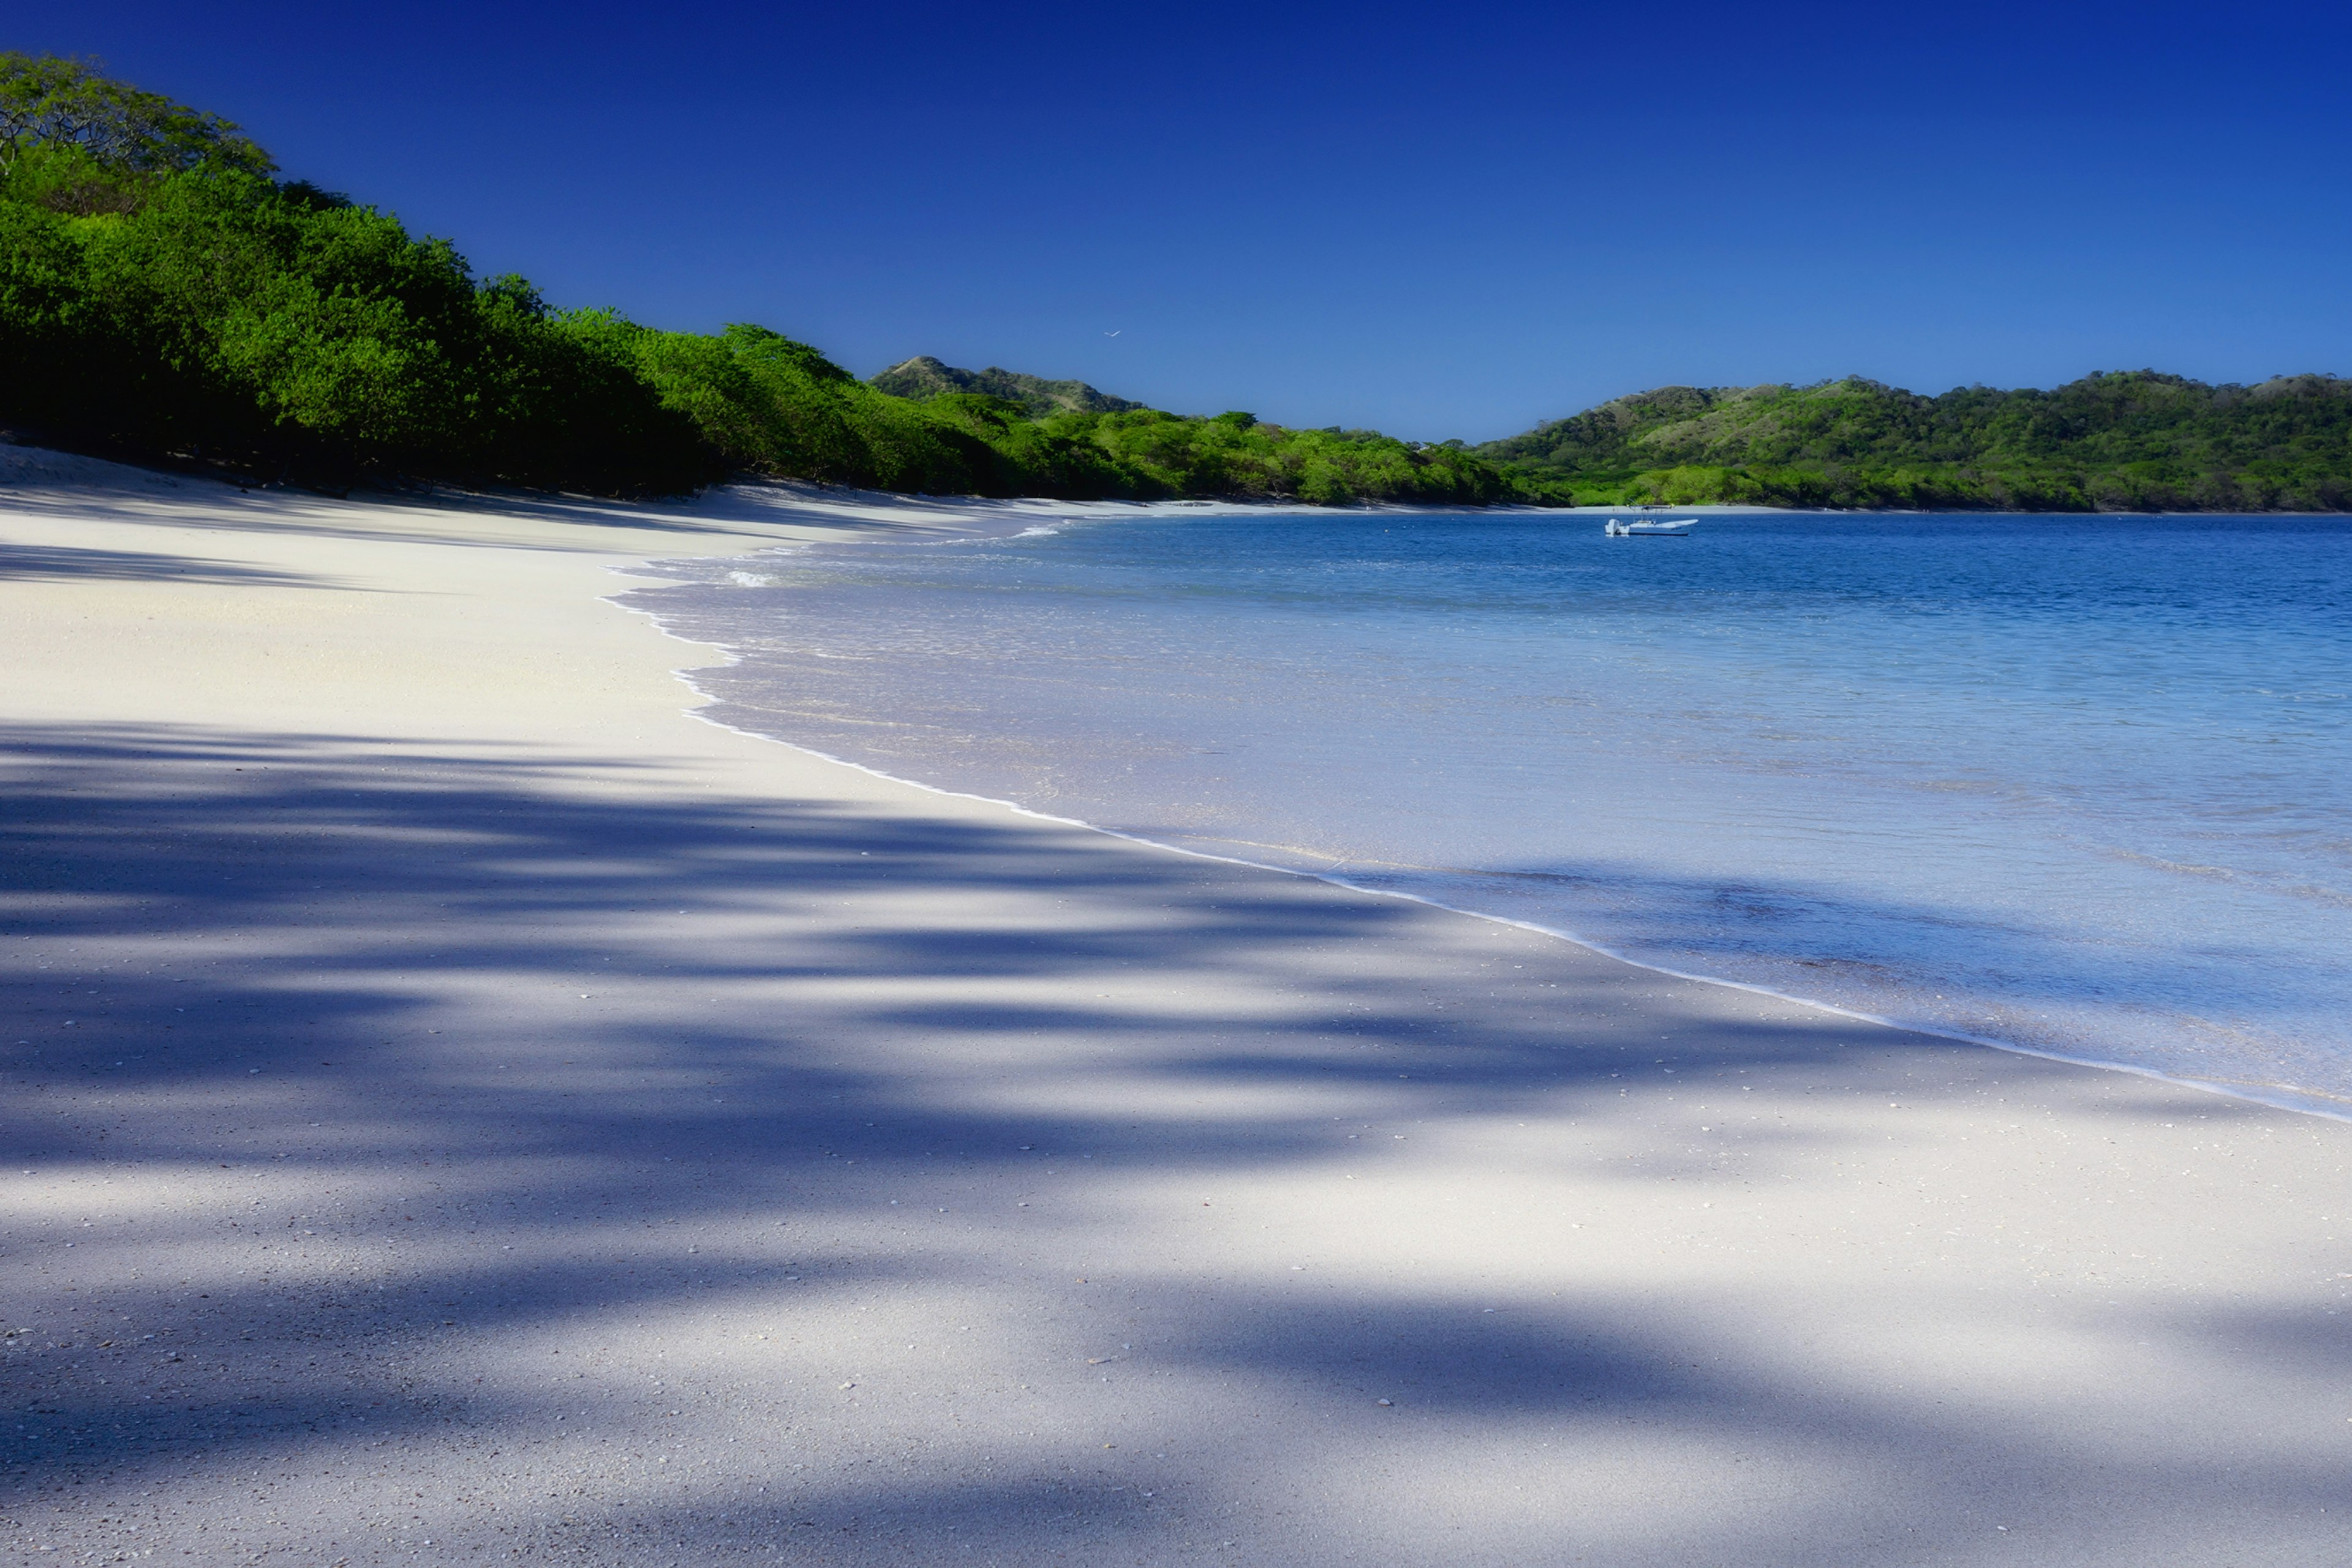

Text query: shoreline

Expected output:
[644,588,2352,1126]
[623,511,2352,1128]
[743,726,2352,1118]
[9,445,2352,1565]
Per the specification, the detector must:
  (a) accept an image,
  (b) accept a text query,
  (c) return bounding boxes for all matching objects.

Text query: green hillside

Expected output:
[9,56,2343,512]
[870,356,1143,417]
[0,55,1523,505]
[1479,374,2352,511]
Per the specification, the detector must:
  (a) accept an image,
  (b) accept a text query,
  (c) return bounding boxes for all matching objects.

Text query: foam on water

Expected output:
[622,509,2352,1114]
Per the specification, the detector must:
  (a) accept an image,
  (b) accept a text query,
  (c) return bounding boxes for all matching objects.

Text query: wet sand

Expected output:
[4,449,2350,1566]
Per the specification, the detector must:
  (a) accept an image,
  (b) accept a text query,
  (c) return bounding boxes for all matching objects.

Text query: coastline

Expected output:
[627,507,2352,1126]
[654,624,2352,1127]
[8,449,2352,1565]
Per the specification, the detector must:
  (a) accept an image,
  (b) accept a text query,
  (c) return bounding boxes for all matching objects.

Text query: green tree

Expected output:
[0,53,1545,505]
[0,53,271,177]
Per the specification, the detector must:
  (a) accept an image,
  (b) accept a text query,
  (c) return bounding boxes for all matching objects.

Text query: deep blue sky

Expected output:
[32,1,2352,439]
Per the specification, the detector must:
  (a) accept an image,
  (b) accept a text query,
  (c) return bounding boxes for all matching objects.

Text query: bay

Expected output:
[624,508,2352,1114]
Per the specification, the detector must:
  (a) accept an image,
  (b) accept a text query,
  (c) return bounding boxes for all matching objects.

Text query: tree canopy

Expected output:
[0,55,1525,502]
[1478,373,2352,511]
[870,356,1145,417]
[3,55,2340,510]
[0,53,272,178]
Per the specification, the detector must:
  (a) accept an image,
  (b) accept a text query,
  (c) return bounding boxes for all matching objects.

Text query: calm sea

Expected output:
[624,508,2352,1114]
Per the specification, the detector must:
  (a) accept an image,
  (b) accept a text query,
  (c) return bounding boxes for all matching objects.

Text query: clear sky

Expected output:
[32,1,2352,440]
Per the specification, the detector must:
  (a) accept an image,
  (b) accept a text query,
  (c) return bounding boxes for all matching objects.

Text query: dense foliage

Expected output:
[871,356,1144,417]
[0,51,271,179]
[0,55,716,492]
[0,55,1526,503]
[1039,409,1517,505]
[1480,374,2352,511]
[10,58,2339,510]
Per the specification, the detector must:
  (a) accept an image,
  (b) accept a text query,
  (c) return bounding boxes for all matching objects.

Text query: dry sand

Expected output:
[4,448,2350,1567]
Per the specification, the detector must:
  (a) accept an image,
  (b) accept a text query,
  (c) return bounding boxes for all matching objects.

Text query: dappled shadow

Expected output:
[5,722,2350,1565]
[0,478,799,556]
[1,442,1084,557]
[0,540,333,586]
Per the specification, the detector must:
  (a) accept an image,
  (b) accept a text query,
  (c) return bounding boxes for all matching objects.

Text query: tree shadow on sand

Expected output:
[1,722,2342,1566]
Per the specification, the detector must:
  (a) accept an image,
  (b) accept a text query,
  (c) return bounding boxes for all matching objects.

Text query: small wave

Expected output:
[2097,844,2352,910]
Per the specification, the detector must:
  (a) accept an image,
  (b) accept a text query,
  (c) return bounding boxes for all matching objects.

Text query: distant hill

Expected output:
[1477,372,2352,511]
[871,356,1145,418]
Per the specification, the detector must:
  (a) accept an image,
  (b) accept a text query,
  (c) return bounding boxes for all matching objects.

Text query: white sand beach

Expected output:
[5,448,2351,1567]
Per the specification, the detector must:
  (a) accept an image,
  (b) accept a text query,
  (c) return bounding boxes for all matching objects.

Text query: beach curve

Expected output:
[6,448,2352,1566]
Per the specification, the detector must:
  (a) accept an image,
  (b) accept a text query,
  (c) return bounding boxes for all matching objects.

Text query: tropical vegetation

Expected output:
[4,55,2345,511]
[870,356,1144,417]
[1479,374,2352,511]
[0,55,1518,503]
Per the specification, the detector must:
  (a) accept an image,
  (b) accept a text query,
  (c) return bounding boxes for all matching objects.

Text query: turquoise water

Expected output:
[628,509,2352,1112]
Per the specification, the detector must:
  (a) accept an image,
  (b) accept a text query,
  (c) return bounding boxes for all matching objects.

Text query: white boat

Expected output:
[1604,517,1696,537]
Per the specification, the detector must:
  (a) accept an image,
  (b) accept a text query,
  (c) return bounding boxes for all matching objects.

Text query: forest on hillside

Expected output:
[870,356,1145,417]
[1479,374,2352,511]
[4,56,2345,511]
[0,55,1514,505]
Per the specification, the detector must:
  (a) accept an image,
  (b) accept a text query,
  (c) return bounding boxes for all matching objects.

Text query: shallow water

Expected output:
[625,508,2352,1112]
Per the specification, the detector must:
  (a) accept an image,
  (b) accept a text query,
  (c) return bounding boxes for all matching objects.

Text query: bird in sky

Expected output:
[1104,330,1120,337]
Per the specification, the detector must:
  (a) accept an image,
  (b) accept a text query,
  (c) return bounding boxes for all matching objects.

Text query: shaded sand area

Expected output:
[4,447,2351,1567]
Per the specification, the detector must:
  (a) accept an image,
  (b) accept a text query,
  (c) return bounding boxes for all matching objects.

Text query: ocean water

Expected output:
[624,508,2352,1114]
